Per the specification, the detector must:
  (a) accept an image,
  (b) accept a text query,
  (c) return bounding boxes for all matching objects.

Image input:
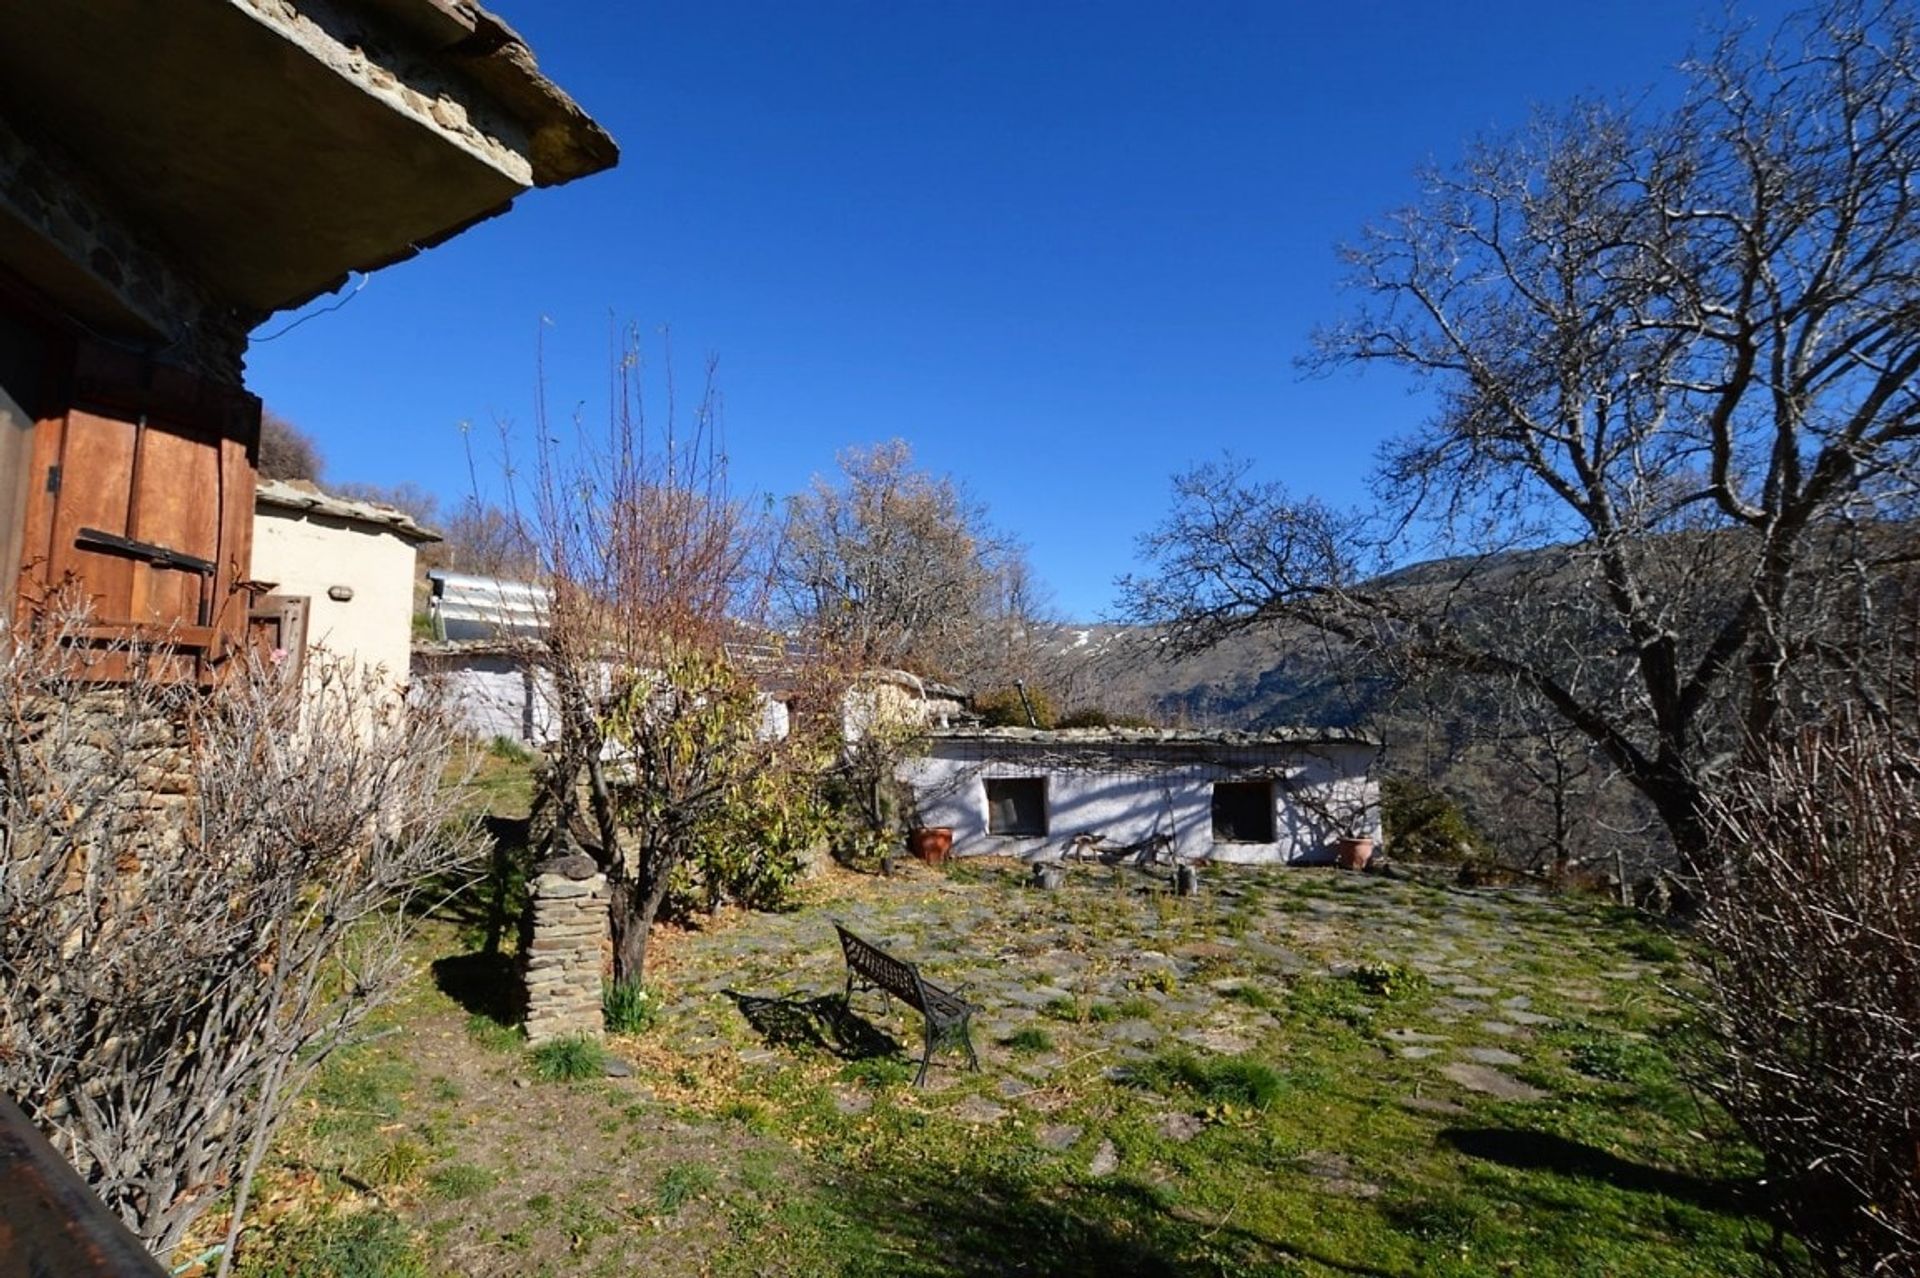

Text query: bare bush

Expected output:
[0,617,483,1272]
[1696,710,1920,1275]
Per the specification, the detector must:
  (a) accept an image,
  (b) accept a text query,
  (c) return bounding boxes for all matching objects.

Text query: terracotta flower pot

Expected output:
[909,826,953,865]
[1335,836,1374,871]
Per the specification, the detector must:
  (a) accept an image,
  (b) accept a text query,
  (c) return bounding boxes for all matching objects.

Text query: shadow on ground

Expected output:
[1441,1127,1751,1212]
[820,1160,1406,1278]
[724,990,904,1061]
[433,951,519,1025]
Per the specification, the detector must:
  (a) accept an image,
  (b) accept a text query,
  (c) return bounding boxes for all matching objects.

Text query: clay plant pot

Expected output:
[908,826,954,866]
[1335,836,1375,872]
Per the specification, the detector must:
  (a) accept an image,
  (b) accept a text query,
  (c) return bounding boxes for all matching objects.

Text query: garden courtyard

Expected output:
[246,835,1774,1277]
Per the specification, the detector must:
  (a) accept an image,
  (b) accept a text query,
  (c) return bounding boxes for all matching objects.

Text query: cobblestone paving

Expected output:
[643,858,1660,1118]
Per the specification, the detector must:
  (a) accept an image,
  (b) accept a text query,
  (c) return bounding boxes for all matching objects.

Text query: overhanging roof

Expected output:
[0,0,616,316]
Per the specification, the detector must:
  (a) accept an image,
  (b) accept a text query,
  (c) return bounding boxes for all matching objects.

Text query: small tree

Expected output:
[0,618,483,1271]
[777,439,1051,690]
[524,326,812,988]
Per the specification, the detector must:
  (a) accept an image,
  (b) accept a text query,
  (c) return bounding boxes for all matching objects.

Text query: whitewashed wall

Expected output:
[417,653,560,745]
[897,738,1381,865]
[251,507,421,690]
[415,650,790,749]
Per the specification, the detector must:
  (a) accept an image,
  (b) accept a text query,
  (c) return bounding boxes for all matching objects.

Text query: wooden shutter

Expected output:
[18,340,260,676]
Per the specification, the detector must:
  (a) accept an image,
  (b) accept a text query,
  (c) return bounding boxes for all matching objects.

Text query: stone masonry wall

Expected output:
[0,112,254,384]
[521,853,610,1045]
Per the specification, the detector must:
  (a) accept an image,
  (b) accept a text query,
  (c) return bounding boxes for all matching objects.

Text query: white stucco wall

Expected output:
[897,738,1381,865]
[415,651,790,750]
[251,506,422,689]
[418,654,560,745]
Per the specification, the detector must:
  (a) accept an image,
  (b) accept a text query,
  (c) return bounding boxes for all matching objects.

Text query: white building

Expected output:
[251,479,439,689]
[897,727,1381,865]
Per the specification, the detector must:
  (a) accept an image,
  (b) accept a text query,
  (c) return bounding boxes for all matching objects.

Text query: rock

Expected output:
[1439,1061,1548,1102]
[1399,1094,1468,1116]
[1036,1123,1082,1150]
[1399,1046,1441,1059]
[1477,1020,1523,1037]
[603,1057,634,1078]
[1089,1139,1119,1176]
[1158,1113,1205,1143]
[1463,1047,1524,1066]
[1382,1028,1448,1044]
[951,1097,1009,1125]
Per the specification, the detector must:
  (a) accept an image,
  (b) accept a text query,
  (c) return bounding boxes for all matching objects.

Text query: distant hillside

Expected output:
[1041,621,1378,732]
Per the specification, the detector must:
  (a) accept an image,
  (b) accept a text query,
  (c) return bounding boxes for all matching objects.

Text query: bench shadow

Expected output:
[1440,1127,1751,1212]
[724,990,903,1061]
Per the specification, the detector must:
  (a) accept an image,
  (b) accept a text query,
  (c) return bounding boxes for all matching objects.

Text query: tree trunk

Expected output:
[607,847,680,988]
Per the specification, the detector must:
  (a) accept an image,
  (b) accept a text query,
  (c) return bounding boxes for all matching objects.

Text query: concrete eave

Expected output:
[0,0,617,317]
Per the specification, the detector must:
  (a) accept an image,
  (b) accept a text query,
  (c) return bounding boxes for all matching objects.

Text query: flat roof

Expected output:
[928,726,1380,749]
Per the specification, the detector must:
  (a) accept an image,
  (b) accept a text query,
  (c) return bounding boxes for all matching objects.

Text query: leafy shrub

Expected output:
[973,685,1056,728]
[603,981,660,1035]
[1055,707,1156,729]
[1349,962,1428,1000]
[530,1034,607,1082]
[1381,775,1483,863]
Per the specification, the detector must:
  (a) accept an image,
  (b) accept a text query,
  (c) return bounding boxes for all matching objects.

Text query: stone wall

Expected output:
[520,853,610,1045]
[0,112,254,385]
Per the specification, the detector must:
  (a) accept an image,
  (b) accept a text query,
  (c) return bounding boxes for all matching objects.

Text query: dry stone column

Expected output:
[520,853,610,1044]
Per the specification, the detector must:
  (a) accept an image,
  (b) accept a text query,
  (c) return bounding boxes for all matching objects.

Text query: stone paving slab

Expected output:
[640,860,1648,1127]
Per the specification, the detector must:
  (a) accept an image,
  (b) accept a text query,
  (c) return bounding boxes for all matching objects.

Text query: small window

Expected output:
[985,777,1047,836]
[1212,781,1275,843]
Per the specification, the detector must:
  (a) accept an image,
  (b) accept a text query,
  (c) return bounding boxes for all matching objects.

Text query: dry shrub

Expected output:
[1697,710,1919,1275]
[0,616,483,1272]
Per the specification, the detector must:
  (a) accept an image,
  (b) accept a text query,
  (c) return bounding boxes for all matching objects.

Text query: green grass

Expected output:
[1128,1048,1289,1108]
[655,1162,719,1213]
[257,861,1777,1278]
[234,1208,428,1278]
[530,1034,608,1082]
[602,980,660,1035]
[464,1012,524,1052]
[1625,932,1684,963]
[426,1162,498,1201]
[1003,1026,1055,1053]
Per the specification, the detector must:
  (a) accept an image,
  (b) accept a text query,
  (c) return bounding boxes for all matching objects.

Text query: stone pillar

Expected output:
[520,853,610,1045]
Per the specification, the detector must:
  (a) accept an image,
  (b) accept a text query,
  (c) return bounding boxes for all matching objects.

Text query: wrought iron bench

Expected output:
[833,922,980,1087]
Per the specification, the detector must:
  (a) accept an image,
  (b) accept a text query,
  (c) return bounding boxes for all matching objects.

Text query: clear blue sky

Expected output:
[247,1,1794,621]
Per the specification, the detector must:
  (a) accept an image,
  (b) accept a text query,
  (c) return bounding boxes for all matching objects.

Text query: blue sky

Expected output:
[248,1,1795,621]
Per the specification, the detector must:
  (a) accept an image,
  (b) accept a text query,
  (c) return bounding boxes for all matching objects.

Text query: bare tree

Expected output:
[0,617,483,1272]
[256,408,324,481]
[523,326,808,988]
[1123,2,1920,875]
[777,439,1048,689]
